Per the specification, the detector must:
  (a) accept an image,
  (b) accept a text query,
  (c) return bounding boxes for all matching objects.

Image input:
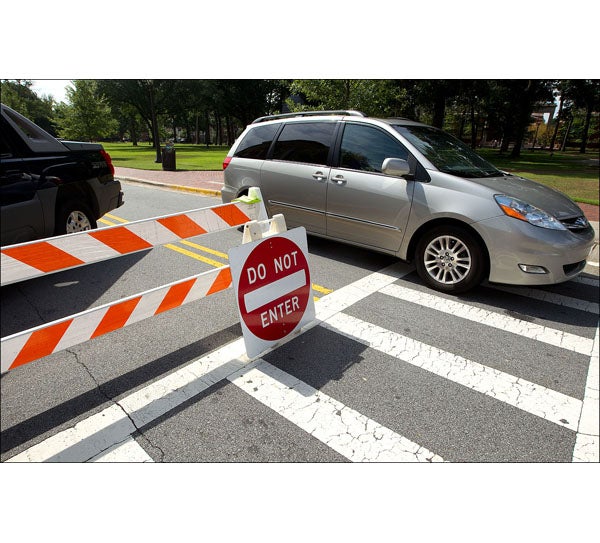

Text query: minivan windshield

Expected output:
[392,125,503,178]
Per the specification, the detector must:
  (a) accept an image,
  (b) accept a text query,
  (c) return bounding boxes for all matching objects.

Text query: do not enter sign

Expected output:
[228,227,315,358]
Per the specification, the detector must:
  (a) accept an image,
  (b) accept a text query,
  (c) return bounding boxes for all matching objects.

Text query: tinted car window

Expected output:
[393,125,501,178]
[272,122,336,165]
[0,126,15,158]
[340,123,409,173]
[234,124,278,159]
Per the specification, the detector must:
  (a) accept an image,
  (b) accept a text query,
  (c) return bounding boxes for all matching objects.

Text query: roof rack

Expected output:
[251,110,366,124]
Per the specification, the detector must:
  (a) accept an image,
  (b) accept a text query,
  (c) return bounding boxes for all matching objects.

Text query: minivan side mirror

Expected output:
[382,158,411,178]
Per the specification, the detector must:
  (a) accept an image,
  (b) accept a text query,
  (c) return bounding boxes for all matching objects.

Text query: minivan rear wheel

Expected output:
[415,225,486,294]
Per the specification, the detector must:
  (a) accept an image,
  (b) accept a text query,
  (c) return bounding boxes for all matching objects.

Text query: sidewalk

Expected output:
[115,167,224,197]
[114,167,599,265]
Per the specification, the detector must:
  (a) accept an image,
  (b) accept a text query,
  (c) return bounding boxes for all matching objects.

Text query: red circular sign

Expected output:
[238,236,311,341]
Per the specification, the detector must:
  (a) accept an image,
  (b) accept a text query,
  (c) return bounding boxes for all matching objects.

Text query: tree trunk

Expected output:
[216,115,222,146]
[499,117,513,153]
[344,80,351,108]
[560,117,573,151]
[510,125,525,158]
[432,95,445,129]
[458,112,466,139]
[130,116,138,146]
[549,95,563,153]
[148,83,162,163]
[470,102,477,149]
[579,106,593,153]
[205,112,211,148]
[226,115,234,146]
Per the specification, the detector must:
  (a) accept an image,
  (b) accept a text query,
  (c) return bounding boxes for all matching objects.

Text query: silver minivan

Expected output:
[222,111,595,293]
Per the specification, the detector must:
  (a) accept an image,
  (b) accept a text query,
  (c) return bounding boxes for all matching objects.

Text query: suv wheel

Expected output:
[415,225,486,294]
[55,200,97,235]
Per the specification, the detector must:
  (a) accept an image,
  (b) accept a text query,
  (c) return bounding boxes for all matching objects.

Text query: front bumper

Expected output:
[475,215,595,286]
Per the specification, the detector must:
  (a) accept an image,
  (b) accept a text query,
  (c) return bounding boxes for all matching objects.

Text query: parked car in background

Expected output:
[222,110,595,294]
[1,103,124,246]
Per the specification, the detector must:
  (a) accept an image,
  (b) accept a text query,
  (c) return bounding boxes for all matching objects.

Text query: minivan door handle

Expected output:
[312,171,327,181]
[331,175,347,185]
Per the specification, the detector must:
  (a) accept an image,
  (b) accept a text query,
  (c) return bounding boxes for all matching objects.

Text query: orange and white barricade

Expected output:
[1,195,266,286]
[1,189,268,373]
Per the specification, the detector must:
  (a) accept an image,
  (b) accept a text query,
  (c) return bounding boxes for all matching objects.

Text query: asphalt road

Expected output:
[1,182,598,463]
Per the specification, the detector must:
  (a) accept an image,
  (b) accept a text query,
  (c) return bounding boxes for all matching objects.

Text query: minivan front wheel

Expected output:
[415,226,486,294]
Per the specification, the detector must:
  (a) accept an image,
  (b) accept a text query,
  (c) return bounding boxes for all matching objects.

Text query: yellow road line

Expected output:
[164,243,227,268]
[100,212,335,297]
[103,213,129,223]
[180,239,229,259]
[312,284,333,295]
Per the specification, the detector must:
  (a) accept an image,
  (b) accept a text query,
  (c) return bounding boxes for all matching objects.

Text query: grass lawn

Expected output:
[103,142,599,206]
[478,149,599,205]
[103,142,229,171]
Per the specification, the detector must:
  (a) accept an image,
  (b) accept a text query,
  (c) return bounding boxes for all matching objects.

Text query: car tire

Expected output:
[415,225,486,294]
[55,200,97,235]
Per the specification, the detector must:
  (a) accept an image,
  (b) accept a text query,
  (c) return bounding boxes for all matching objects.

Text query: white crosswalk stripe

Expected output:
[491,284,599,314]
[380,283,595,356]
[229,359,444,462]
[5,262,598,463]
[572,275,599,287]
[573,326,600,462]
[323,312,583,431]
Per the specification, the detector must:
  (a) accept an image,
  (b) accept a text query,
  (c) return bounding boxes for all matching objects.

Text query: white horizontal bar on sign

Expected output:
[0,200,261,287]
[244,270,307,312]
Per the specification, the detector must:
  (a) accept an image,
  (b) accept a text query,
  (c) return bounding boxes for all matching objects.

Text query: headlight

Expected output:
[494,195,566,230]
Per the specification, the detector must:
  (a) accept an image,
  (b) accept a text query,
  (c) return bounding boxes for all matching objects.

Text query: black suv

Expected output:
[1,104,124,246]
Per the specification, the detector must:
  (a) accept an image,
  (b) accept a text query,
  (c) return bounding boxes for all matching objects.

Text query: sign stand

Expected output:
[228,215,316,359]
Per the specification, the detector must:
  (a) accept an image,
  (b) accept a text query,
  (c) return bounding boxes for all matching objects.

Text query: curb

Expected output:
[118,177,222,197]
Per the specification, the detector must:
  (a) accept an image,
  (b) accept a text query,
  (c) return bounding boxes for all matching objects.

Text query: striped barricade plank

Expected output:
[1,267,233,373]
[1,200,263,287]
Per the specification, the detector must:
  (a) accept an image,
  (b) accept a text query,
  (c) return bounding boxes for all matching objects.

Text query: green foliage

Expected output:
[4,78,598,161]
[287,80,407,117]
[0,79,57,134]
[54,80,118,141]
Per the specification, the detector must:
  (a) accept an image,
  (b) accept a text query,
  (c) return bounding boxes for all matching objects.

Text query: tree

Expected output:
[54,80,117,141]
[395,80,462,128]
[287,80,406,117]
[97,80,178,162]
[487,80,555,157]
[565,80,600,153]
[0,79,57,134]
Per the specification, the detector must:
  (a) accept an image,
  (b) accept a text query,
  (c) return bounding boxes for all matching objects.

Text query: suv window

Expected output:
[340,123,408,173]
[234,123,278,159]
[272,122,336,166]
[0,124,16,158]
[2,106,66,153]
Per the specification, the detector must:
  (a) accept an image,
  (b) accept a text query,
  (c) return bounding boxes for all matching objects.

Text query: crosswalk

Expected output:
[5,261,599,463]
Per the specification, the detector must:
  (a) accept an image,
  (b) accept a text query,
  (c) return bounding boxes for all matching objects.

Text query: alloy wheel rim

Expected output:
[66,211,92,233]
[423,235,472,285]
